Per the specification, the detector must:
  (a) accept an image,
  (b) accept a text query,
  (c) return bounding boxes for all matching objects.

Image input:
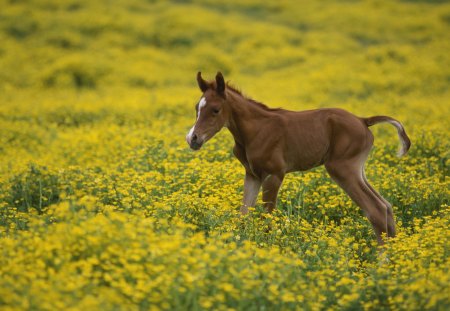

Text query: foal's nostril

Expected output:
[192,133,198,142]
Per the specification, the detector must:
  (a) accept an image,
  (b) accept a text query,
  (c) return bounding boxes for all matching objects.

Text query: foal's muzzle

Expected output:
[189,141,203,150]
[187,133,203,150]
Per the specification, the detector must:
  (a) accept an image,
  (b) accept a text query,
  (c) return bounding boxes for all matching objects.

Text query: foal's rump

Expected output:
[321,108,374,161]
[322,109,411,161]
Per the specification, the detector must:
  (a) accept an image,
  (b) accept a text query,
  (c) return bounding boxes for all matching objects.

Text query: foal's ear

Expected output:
[197,72,209,92]
[215,71,226,97]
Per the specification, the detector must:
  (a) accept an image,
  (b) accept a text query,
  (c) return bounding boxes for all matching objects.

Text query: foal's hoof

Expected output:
[377,248,391,265]
[240,206,249,215]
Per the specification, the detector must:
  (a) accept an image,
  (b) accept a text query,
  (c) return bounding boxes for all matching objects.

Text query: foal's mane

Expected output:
[226,83,282,112]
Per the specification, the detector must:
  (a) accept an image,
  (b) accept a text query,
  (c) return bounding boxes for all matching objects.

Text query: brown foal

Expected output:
[186,72,411,244]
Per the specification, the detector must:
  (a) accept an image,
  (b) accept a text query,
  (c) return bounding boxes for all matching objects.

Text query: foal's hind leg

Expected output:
[325,160,391,245]
[362,169,396,237]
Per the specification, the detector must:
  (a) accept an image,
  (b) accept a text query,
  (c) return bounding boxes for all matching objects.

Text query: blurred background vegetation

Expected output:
[0,1,449,309]
[1,0,449,111]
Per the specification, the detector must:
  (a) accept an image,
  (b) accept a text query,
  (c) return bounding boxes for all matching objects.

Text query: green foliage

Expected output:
[0,0,449,310]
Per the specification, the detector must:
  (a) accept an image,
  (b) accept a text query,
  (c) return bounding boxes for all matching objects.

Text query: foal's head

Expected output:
[186,72,229,150]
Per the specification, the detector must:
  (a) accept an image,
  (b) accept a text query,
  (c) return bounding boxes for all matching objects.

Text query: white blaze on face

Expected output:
[186,97,207,144]
[197,97,207,118]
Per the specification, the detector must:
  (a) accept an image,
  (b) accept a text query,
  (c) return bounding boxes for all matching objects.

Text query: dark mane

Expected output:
[226,83,282,111]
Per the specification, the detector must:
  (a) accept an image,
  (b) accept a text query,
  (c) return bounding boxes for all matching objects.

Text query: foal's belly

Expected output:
[285,146,328,172]
[283,115,330,172]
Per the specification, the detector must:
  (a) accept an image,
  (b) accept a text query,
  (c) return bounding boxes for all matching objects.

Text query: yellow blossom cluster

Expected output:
[0,0,449,310]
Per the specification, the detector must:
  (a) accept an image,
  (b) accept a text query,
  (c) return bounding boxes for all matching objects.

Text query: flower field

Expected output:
[0,0,449,310]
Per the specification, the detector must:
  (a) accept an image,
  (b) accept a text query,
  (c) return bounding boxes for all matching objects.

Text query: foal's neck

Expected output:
[225,90,272,146]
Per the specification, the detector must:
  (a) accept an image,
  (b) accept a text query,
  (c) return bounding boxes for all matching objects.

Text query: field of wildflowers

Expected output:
[0,0,449,310]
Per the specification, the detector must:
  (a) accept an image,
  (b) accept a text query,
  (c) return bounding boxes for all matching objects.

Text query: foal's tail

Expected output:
[362,116,411,157]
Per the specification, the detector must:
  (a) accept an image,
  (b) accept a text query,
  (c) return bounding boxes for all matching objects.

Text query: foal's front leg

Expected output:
[241,173,261,215]
[262,174,284,213]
